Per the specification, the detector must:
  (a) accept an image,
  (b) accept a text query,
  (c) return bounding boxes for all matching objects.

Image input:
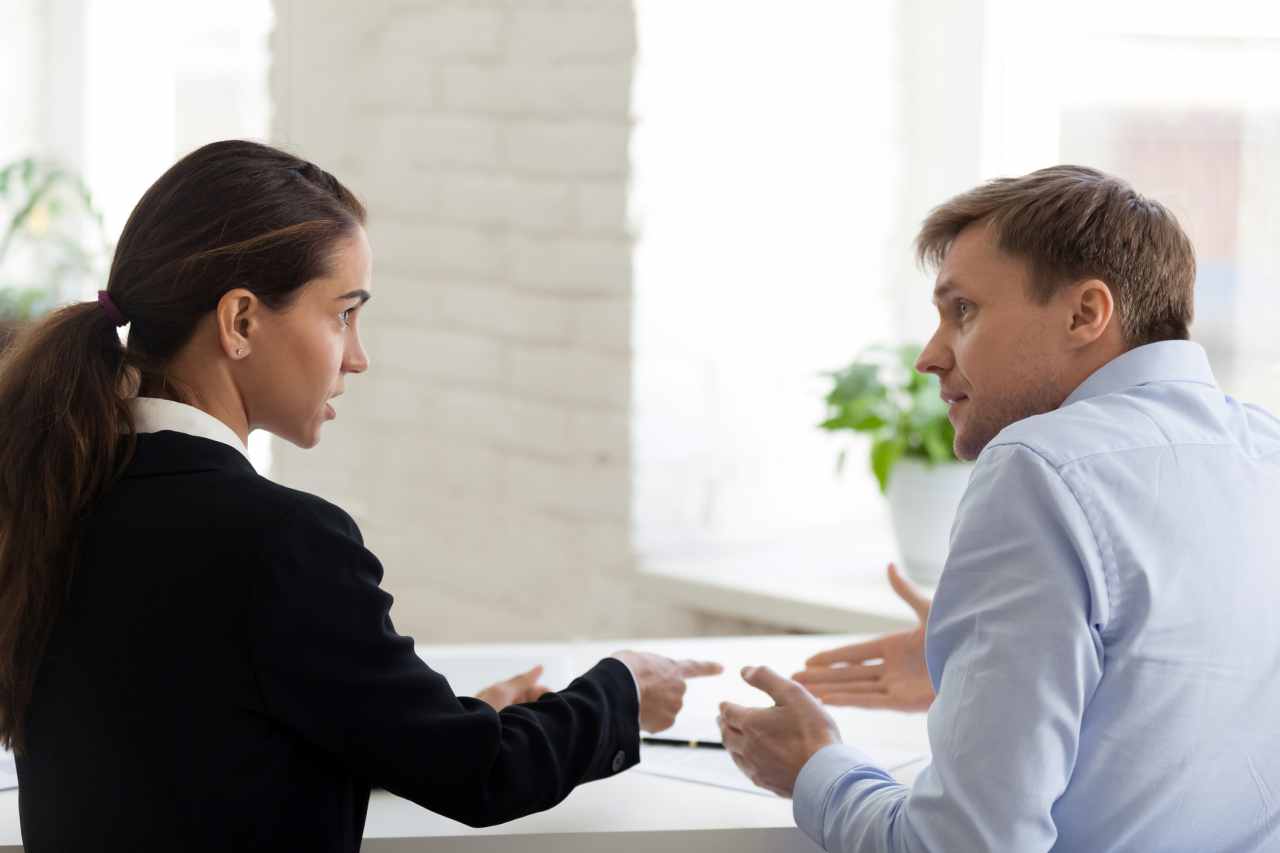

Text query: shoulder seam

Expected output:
[988,437,1247,470]
[983,441,1115,632]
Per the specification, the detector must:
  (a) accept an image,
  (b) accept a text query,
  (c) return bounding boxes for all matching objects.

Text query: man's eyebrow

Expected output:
[932,280,958,304]
[336,289,372,305]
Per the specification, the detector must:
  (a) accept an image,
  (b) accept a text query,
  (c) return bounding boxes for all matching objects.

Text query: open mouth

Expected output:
[941,393,968,420]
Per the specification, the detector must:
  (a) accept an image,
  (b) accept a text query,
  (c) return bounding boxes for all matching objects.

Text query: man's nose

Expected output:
[916,331,950,376]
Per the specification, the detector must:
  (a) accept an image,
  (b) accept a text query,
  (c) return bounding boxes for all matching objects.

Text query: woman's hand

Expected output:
[793,563,935,712]
[475,665,552,711]
[610,651,724,732]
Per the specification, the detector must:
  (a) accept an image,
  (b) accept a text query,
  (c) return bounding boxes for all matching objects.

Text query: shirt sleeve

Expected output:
[246,494,641,827]
[793,443,1108,852]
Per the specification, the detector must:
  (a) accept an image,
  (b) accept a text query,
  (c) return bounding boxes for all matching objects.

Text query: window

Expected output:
[4,0,275,472]
[633,0,1280,625]
[632,1,901,561]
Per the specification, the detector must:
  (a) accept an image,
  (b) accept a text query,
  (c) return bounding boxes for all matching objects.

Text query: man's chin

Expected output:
[953,438,982,462]
[953,420,997,461]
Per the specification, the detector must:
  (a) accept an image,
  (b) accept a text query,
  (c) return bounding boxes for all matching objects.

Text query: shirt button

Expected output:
[611,750,626,773]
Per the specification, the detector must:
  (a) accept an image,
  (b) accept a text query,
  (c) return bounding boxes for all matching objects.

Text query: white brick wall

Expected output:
[266,0,751,643]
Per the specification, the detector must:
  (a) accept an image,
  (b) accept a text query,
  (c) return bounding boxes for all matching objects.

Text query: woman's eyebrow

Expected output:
[336,289,371,305]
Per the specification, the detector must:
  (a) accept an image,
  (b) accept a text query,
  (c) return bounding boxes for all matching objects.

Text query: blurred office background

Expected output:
[2,0,1278,642]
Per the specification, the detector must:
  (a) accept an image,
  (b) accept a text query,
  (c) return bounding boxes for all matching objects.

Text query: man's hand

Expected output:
[717,666,842,798]
[475,665,552,711]
[793,563,935,712]
[610,651,723,732]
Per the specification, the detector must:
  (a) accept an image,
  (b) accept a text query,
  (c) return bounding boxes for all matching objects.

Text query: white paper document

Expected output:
[637,742,925,798]
[636,712,927,796]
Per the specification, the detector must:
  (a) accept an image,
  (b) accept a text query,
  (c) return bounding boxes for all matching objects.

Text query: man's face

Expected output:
[916,222,1070,460]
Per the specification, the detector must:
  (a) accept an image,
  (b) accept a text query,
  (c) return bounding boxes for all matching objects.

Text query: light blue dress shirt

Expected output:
[794,341,1280,852]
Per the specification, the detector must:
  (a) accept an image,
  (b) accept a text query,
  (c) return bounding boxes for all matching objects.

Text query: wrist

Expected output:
[606,655,644,727]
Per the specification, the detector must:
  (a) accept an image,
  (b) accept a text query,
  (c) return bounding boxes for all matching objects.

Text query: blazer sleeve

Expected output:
[246,494,640,827]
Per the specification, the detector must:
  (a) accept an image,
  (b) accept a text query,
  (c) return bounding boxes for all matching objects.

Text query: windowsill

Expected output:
[636,521,921,633]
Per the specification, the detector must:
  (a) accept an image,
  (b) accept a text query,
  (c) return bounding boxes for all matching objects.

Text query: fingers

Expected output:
[888,562,932,620]
[809,691,900,709]
[792,664,881,685]
[473,687,502,711]
[515,665,544,685]
[718,701,750,732]
[806,639,883,668]
[677,659,724,679]
[741,666,804,704]
[804,680,887,697]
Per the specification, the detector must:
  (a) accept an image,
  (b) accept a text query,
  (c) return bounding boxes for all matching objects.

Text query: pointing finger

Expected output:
[678,659,724,679]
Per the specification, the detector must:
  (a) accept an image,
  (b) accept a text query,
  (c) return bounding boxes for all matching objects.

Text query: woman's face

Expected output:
[244,227,372,448]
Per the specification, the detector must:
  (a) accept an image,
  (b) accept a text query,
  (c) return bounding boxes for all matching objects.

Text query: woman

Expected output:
[0,140,720,852]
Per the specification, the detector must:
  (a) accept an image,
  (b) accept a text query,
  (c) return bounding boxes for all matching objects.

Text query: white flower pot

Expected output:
[885,458,975,587]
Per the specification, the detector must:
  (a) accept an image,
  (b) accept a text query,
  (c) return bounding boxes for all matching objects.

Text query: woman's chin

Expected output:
[301,424,324,449]
[276,423,323,450]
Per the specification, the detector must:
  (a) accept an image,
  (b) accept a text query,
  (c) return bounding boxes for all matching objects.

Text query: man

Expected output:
[719,166,1280,850]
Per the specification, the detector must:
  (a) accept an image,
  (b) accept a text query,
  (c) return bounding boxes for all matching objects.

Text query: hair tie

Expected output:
[97,290,128,327]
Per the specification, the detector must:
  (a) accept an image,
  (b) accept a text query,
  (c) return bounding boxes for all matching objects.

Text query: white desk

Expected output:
[0,635,930,852]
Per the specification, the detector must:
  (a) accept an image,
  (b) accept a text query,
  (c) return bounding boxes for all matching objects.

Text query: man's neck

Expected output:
[1057,335,1131,409]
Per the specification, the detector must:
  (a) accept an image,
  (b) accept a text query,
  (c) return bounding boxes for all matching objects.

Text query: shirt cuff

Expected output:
[793,743,887,850]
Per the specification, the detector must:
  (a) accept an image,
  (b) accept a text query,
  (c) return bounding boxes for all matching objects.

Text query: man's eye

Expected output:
[956,301,971,318]
[340,309,353,326]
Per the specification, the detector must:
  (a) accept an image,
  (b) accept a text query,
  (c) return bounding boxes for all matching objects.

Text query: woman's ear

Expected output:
[216,288,260,359]
[1066,278,1115,349]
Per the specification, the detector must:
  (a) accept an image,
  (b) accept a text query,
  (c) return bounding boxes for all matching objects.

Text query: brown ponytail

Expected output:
[0,140,365,753]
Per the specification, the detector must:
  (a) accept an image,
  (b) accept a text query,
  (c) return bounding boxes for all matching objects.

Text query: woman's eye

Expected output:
[956,301,971,319]
[339,309,353,326]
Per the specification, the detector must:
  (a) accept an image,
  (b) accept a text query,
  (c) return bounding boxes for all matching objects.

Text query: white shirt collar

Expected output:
[128,397,251,461]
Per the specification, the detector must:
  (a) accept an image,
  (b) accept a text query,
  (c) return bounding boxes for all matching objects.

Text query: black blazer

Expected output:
[17,431,639,852]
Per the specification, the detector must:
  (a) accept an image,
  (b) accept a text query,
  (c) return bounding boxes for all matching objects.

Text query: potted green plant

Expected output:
[0,157,111,349]
[819,344,973,585]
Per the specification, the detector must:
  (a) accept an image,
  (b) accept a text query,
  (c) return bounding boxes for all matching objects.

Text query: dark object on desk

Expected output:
[641,737,726,750]
[16,432,641,853]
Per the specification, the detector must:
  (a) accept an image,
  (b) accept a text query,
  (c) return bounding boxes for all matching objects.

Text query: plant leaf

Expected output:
[870,436,905,495]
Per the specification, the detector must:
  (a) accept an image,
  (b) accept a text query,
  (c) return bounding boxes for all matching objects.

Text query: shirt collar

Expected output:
[1062,340,1218,408]
[128,397,251,462]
